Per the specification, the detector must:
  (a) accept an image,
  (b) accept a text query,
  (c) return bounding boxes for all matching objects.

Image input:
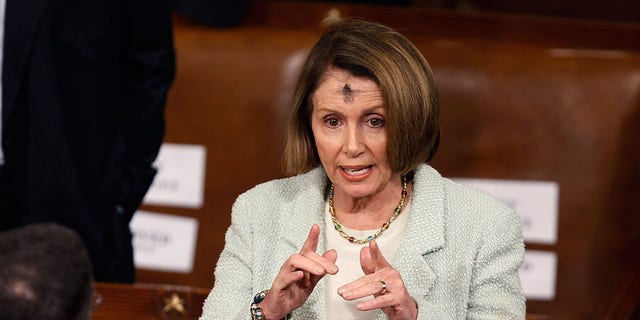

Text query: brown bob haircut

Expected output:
[283,19,440,177]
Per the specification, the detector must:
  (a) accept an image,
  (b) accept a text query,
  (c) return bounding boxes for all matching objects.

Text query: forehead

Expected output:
[313,68,381,102]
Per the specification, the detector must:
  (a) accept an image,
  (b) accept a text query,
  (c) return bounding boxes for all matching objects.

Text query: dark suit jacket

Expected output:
[1,0,175,282]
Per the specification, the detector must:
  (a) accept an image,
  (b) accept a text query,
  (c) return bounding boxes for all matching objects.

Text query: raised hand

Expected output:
[337,240,418,320]
[260,224,339,319]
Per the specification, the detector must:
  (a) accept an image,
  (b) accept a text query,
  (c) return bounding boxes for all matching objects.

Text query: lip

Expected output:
[339,165,373,182]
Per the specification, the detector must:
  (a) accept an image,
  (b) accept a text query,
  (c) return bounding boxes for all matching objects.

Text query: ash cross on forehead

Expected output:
[342,83,353,103]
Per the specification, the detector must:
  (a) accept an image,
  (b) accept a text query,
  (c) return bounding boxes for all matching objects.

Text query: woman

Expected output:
[201,19,525,320]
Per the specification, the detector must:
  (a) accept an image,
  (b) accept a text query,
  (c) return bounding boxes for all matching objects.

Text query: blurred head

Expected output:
[0,223,94,320]
[283,18,440,177]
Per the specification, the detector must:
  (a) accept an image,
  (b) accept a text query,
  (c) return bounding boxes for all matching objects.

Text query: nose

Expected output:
[343,125,365,157]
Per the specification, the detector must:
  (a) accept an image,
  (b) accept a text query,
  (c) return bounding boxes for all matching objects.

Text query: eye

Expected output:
[367,117,385,128]
[325,117,340,128]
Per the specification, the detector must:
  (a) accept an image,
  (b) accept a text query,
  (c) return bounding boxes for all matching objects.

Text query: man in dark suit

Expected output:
[0,0,175,282]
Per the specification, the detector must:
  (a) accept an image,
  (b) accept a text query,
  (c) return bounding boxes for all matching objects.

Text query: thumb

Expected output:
[359,245,376,275]
[310,249,339,285]
[369,240,391,269]
[323,249,338,265]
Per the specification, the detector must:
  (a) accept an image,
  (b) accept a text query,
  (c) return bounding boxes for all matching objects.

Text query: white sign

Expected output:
[131,211,199,273]
[454,178,559,244]
[519,250,557,300]
[143,143,206,208]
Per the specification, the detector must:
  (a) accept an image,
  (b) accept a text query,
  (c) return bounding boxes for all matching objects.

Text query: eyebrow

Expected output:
[315,105,385,116]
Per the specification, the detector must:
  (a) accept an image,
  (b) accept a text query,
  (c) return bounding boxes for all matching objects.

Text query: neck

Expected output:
[331,176,410,230]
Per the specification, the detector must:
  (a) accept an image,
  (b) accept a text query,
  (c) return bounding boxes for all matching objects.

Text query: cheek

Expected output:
[314,135,339,158]
[369,136,389,159]
[312,123,339,153]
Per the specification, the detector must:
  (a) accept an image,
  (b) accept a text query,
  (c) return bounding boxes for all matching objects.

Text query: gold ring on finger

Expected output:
[378,280,387,295]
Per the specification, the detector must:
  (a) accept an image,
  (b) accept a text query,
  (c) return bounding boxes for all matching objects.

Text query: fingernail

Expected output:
[338,288,350,299]
[314,267,324,274]
[330,266,338,273]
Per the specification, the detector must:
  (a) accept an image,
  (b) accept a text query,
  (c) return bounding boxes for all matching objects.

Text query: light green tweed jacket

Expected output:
[200,164,526,319]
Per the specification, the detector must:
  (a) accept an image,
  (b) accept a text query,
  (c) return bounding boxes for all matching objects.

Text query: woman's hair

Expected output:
[282,18,440,176]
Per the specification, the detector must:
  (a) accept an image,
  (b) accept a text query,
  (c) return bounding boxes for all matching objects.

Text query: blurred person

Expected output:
[0,0,175,282]
[200,19,525,319]
[0,223,95,320]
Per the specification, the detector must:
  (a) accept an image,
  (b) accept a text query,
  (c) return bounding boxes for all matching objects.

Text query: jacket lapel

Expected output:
[279,168,327,252]
[394,165,446,301]
[2,0,50,125]
[278,168,328,319]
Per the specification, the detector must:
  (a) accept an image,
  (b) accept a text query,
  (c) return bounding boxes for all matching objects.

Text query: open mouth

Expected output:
[341,165,372,176]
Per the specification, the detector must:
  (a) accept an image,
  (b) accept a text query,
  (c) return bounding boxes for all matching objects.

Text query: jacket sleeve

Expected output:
[200,194,255,320]
[117,0,176,220]
[467,206,527,319]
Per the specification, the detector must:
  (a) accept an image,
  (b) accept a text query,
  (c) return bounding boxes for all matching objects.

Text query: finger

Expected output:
[271,266,307,292]
[321,249,339,274]
[356,293,395,311]
[299,246,339,275]
[283,250,338,286]
[300,224,320,254]
[276,270,306,288]
[368,240,391,269]
[309,249,340,284]
[360,245,375,275]
[338,278,387,301]
[287,253,328,276]
[300,225,338,275]
[274,254,320,290]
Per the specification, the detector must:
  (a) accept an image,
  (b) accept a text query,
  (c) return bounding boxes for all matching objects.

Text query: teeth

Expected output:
[343,167,370,176]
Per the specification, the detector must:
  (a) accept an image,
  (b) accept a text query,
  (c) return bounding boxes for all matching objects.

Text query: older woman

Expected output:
[200,19,525,320]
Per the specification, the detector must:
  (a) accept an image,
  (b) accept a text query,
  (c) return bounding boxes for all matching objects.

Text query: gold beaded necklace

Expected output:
[328,176,408,245]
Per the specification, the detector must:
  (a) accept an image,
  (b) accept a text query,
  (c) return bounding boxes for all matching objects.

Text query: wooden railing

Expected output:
[92,282,566,319]
[92,282,209,320]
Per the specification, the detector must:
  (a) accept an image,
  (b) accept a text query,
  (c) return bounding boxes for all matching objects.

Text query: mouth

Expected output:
[340,165,373,177]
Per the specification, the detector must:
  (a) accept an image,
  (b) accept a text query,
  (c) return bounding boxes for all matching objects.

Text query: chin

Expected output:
[337,183,379,199]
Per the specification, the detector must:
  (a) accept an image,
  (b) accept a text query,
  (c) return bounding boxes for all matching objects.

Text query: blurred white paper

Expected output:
[519,250,557,300]
[454,178,559,244]
[143,143,206,208]
[131,210,199,273]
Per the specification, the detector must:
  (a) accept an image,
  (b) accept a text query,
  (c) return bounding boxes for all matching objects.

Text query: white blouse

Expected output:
[323,200,412,319]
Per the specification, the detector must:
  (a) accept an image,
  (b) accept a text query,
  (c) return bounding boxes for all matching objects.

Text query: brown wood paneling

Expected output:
[245,1,640,51]
[427,0,640,23]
